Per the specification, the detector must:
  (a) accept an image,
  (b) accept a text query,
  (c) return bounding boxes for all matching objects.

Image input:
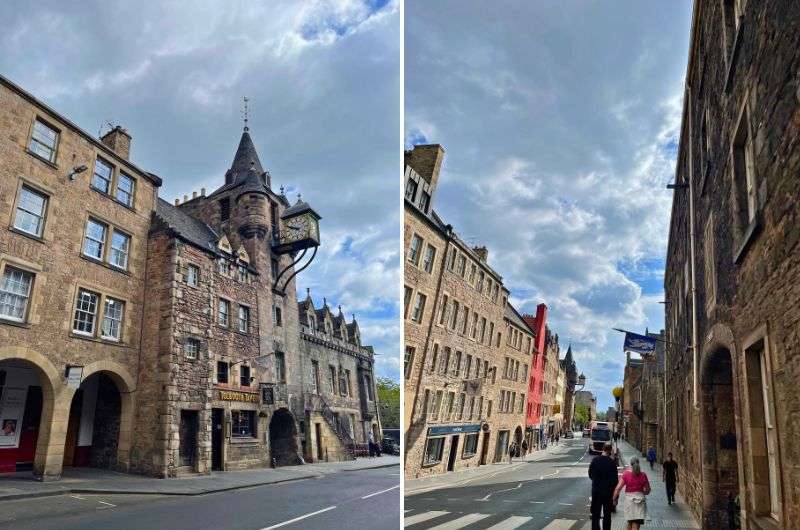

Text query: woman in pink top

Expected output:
[613,456,651,529]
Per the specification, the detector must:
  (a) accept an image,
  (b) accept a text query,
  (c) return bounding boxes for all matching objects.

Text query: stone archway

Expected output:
[700,346,741,528]
[269,408,302,466]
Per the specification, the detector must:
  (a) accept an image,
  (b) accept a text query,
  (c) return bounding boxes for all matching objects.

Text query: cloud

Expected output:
[0,0,400,380]
[406,0,692,410]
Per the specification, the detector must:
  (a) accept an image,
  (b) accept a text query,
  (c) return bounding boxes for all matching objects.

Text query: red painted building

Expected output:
[523,304,547,436]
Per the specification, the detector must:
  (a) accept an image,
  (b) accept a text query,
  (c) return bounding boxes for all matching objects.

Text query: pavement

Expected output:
[404,434,698,529]
[0,455,399,502]
[0,465,400,530]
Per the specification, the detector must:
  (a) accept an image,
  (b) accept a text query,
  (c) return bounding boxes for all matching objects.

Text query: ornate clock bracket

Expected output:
[272,246,318,295]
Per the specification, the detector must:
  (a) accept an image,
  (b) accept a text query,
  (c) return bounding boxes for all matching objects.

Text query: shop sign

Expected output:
[218,390,260,403]
[428,424,480,436]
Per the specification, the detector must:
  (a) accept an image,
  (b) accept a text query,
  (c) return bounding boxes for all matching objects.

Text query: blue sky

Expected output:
[0,0,401,381]
[405,0,693,411]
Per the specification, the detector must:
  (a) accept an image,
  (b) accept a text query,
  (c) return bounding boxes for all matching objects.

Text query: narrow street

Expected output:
[404,436,697,529]
[0,466,400,530]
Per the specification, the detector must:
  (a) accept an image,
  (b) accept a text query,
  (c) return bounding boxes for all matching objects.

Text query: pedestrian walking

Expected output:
[613,456,651,530]
[368,430,376,457]
[646,447,656,470]
[588,442,618,530]
[521,439,528,457]
[662,452,679,505]
[508,442,516,463]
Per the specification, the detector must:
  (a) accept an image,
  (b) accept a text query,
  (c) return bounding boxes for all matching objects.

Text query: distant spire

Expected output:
[242,96,249,132]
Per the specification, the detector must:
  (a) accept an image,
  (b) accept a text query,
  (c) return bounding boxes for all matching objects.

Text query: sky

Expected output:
[0,0,401,380]
[405,1,693,412]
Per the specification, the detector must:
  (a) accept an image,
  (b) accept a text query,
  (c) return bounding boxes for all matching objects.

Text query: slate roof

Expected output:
[154,198,219,254]
[505,303,535,334]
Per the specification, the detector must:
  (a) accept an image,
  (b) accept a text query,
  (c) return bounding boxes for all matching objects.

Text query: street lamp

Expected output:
[576,373,587,390]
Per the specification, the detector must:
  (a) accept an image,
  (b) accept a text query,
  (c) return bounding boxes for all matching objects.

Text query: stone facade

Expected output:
[0,75,380,481]
[663,1,800,527]
[403,144,525,478]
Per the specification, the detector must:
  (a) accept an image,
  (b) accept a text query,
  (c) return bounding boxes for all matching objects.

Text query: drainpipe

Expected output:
[687,88,699,409]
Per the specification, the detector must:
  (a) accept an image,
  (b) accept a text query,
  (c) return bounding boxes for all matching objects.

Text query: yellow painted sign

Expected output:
[218,390,260,403]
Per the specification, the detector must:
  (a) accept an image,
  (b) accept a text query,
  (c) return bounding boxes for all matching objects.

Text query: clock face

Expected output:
[283,213,317,243]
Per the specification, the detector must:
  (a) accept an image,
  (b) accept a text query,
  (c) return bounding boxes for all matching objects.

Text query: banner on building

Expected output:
[623,332,656,357]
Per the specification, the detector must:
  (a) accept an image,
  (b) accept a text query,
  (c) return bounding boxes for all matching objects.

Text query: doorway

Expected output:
[479,431,490,466]
[269,408,301,466]
[446,435,459,472]
[179,410,198,469]
[315,423,323,461]
[211,408,223,471]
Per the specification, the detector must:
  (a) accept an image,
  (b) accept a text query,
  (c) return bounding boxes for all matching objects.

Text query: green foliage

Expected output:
[574,404,590,427]
[376,377,400,429]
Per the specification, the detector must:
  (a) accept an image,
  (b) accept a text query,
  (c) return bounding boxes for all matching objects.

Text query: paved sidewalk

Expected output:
[405,440,571,495]
[0,455,399,502]
[602,438,699,529]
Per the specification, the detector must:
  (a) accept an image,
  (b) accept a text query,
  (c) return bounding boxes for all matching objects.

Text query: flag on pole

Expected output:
[623,331,657,357]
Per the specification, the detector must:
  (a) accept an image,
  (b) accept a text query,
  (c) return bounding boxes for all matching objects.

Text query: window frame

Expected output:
[0,265,35,323]
[184,338,201,359]
[13,184,48,238]
[115,172,136,207]
[109,229,131,270]
[408,234,423,265]
[216,360,229,384]
[100,296,125,342]
[231,409,256,438]
[186,264,200,286]
[72,288,100,336]
[238,304,250,333]
[217,298,231,328]
[91,157,114,194]
[28,118,59,163]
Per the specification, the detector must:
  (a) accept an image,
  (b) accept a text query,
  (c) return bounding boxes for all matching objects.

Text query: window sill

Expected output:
[0,318,31,329]
[69,332,127,347]
[724,19,744,94]
[733,215,761,264]
[25,149,59,170]
[229,437,259,445]
[89,185,137,213]
[79,254,132,276]
[8,226,47,244]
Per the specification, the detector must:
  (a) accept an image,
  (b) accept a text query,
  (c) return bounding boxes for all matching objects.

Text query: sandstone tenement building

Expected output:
[663,1,800,527]
[0,74,380,480]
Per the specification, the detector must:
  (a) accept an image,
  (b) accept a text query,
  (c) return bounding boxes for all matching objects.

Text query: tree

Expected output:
[574,404,590,429]
[376,377,400,429]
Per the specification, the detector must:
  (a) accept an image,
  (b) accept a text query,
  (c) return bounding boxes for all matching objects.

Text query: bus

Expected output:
[588,422,612,454]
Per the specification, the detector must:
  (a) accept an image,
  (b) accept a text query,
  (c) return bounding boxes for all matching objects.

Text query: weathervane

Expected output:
[242,96,250,131]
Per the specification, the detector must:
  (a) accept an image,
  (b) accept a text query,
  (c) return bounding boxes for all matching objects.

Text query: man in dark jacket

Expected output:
[588,442,618,530]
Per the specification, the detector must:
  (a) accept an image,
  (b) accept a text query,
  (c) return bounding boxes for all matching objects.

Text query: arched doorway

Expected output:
[269,408,302,466]
[63,372,123,469]
[701,347,741,528]
[513,426,523,456]
[0,359,50,473]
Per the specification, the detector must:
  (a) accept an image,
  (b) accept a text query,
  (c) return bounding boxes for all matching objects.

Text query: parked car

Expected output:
[381,437,400,456]
[564,431,574,439]
[582,428,590,438]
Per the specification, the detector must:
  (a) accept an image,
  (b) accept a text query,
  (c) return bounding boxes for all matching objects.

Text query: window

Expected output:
[28,119,58,162]
[186,264,199,286]
[432,390,443,421]
[704,215,717,314]
[83,219,107,260]
[240,365,251,387]
[471,311,478,339]
[238,265,248,283]
[452,351,462,377]
[364,374,374,401]
[423,437,444,465]
[219,198,231,221]
[428,344,439,374]
[461,306,469,334]
[345,369,353,397]
[73,289,99,335]
[445,392,455,420]
[462,433,478,458]
[465,355,473,379]
[184,338,200,359]
[275,352,286,383]
[457,255,466,276]
[732,104,758,252]
[311,361,320,394]
[231,410,256,437]
[476,271,484,292]
[14,186,47,237]
[0,267,33,322]
[271,258,279,278]
[101,297,124,341]
[404,346,416,379]
[109,230,130,269]
[217,361,229,383]
[439,347,451,376]
[469,264,476,283]
[493,284,499,303]
[92,158,113,193]
[410,293,426,323]
[458,393,466,419]
[218,299,230,327]
[447,249,456,271]
[273,305,282,327]
[422,244,436,273]
[238,305,250,333]
[450,301,459,330]
[217,259,229,275]
[477,396,483,419]
[405,178,418,201]
[404,287,413,318]
[418,191,430,213]
[115,173,134,207]
[408,234,422,265]
[480,317,487,342]
[329,365,338,392]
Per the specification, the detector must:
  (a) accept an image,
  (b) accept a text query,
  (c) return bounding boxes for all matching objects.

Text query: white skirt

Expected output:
[624,491,647,521]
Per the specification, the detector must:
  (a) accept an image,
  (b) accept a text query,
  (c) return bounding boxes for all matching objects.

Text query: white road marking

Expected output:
[261,505,337,529]
[541,519,578,529]
[97,500,116,507]
[558,502,573,506]
[477,482,521,501]
[485,515,533,530]
[361,485,399,499]
[426,512,490,529]
[530,501,545,504]
[539,469,560,479]
[403,511,449,527]
[70,495,86,500]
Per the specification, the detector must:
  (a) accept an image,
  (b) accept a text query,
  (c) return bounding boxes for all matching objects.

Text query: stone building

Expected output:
[522,306,547,448]
[0,75,380,480]
[403,144,524,478]
[574,390,596,428]
[560,345,577,432]
[663,1,800,527]
[500,304,536,456]
[621,355,644,450]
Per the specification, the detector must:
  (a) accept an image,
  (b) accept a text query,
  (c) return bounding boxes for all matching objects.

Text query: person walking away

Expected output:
[588,442,618,530]
[662,452,678,505]
[508,442,516,464]
[613,456,651,530]
[646,447,656,469]
[521,439,528,457]
[368,430,375,457]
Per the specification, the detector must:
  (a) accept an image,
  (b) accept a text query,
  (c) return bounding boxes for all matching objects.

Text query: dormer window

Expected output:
[219,198,231,221]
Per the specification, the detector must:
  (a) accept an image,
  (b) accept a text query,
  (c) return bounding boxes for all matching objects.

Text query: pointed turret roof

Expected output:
[565,344,574,362]
[230,130,264,181]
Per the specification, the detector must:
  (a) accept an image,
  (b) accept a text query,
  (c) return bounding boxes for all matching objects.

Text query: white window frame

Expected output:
[186,264,199,286]
[238,305,250,333]
[408,234,423,265]
[0,266,34,322]
[184,338,200,359]
[109,229,131,270]
[13,185,48,237]
[115,172,135,207]
[83,219,107,260]
[101,296,125,341]
[28,119,59,162]
[73,289,99,336]
[218,298,230,327]
[92,158,113,194]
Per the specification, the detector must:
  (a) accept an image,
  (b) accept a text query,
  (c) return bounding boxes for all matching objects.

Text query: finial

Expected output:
[306,287,310,297]
[323,297,327,307]
[280,185,285,195]
[297,193,302,204]
[352,313,356,321]
[242,96,250,132]
[338,305,343,314]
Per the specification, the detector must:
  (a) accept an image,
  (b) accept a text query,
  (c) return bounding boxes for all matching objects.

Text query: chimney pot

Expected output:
[201,187,206,196]
[100,125,132,160]
[174,198,179,206]
[183,194,188,202]
[192,191,198,199]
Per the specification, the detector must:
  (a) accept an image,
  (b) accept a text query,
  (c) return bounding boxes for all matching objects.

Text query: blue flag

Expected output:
[623,332,657,357]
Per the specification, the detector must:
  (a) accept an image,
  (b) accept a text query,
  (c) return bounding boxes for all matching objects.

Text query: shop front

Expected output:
[0,363,42,473]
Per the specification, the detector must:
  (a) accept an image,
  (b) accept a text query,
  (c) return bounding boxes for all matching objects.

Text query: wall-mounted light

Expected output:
[68,165,88,181]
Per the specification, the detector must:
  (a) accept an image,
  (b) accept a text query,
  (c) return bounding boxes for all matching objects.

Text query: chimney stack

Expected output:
[192,191,198,199]
[473,246,488,262]
[100,125,132,160]
[174,198,179,206]
[405,144,445,190]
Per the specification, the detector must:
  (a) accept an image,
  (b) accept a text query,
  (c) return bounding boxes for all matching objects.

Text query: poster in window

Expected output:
[0,386,27,448]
